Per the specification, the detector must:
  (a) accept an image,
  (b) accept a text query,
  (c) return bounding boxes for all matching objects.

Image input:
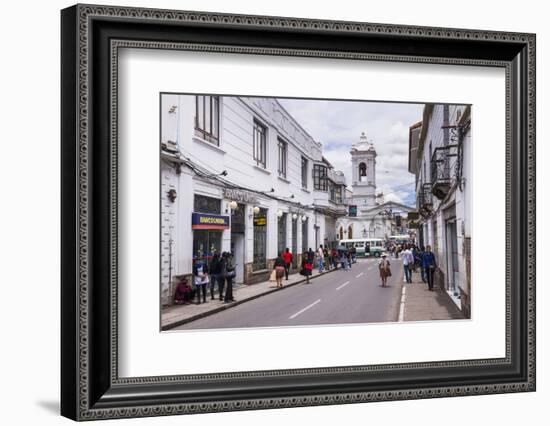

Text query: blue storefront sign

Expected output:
[349,205,357,217]
[191,212,230,230]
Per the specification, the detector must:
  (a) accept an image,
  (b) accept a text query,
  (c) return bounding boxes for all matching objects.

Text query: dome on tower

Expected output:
[351,132,375,152]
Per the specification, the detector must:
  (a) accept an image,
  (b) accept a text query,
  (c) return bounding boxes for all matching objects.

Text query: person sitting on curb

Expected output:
[174,276,194,305]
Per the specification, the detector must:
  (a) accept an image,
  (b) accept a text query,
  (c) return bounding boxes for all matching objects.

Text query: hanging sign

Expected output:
[192,212,230,230]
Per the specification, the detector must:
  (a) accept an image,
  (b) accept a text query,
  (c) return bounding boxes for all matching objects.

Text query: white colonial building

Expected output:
[408,104,472,317]
[160,95,348,305]
[336,133,414,241]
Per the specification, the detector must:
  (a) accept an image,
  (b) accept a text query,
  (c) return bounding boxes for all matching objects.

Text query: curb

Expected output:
[161,266,339,331]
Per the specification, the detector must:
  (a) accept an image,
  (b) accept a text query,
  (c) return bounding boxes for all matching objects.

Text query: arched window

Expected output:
[339,226,343,240]
[359,162,367,176]
[348,225,353,239]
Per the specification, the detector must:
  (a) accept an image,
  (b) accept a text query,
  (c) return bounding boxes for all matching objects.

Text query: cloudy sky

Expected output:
[278,98,424,206]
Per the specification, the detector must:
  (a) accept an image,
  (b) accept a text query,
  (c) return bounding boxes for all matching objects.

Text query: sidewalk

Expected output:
[161,266,337,330]
[401,268,466,321]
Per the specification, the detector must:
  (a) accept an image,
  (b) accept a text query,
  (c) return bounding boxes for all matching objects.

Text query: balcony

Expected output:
[418,183,433,213]
[430,144,458,200]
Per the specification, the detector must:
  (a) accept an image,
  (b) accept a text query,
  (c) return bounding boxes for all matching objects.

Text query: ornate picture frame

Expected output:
[61,4,535,420]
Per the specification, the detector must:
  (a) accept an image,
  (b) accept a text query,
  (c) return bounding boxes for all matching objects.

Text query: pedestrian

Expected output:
[308,248,315,264]
[331,247,339,270]
[339,250,348,270]
[346,249,353,269]
[317,245,325,273]
[421,245,437,291]
[273,252,286,288]
[416,246,428,284]
[323,246,331,271]
[378,254,392,287]
[221,252,237,302]
[300,253,313,283]
[173,276,194,305]
[282,247,293,280]
[209,252,223,300]
[401,245,414,283]
[350,245,357,263]
[411,245,418,272]
[193,260,209,304]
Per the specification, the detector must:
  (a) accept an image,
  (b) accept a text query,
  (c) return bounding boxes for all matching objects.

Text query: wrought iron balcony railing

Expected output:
[430,144,458,200]
[418,183,433,213]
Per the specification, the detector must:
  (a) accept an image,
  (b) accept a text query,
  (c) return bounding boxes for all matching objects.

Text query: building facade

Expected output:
[160,95,348,305]
[336,133,414,241]
[408,104,472,317]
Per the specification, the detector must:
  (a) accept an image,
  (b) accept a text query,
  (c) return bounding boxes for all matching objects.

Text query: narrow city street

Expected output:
[175,258,404,330]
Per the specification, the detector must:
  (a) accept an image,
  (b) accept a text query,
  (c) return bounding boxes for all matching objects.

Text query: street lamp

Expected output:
[253,206,260,215]
[228,200,238,211]
[276,209,284,218]
[301,215,307,222]
[292,213,298,220]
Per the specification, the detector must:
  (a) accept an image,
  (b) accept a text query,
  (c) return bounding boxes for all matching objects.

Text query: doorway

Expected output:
[230,234,245,284]
[230,203,246,284]
[445,219,460,297]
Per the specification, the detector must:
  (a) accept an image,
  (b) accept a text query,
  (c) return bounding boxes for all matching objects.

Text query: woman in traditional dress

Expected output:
[378,254,392,287]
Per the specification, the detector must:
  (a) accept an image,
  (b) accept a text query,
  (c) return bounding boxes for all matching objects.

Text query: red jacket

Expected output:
[282,251,293,265]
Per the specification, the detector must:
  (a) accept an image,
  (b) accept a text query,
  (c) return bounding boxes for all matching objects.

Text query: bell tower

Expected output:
[350,132,377,208]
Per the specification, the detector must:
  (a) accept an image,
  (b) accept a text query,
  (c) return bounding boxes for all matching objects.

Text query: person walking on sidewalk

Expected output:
[209,252,223,300]
[416,246,427,283]
[221,252,236,302]
[193,260,209,304]
[401,245,414,283]
[273,253,286,288]
[323,246,331,271]
[300,254,313,283]
[331,247,339,270]
[421,245,437,291]
[282,248,293,280]
[317,245,325,273]
[378,254,392,287]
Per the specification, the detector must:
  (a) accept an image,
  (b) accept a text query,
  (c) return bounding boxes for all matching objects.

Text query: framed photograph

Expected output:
[61,4,536,421]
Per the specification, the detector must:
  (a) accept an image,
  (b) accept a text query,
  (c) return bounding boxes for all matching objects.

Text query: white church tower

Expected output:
[351,132,377,208]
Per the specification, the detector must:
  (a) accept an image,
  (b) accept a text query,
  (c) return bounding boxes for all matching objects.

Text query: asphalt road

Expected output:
[175,257,404,330]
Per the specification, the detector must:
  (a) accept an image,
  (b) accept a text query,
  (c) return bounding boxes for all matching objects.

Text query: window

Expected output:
[253,120,267,168]
[193,194,222,267]
[301,156,308,189]
[193,230,222,266]
[335,185,343,203]
[195,95,220,145]
[359,162,367,182]
[194,194,221,214]
[313,164,328,191]
[329,181,335,202]
[277,137,287,178]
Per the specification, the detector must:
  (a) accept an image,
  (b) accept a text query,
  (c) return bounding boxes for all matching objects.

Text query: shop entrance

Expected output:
[230,234,245,284]
[230,203,246,284]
